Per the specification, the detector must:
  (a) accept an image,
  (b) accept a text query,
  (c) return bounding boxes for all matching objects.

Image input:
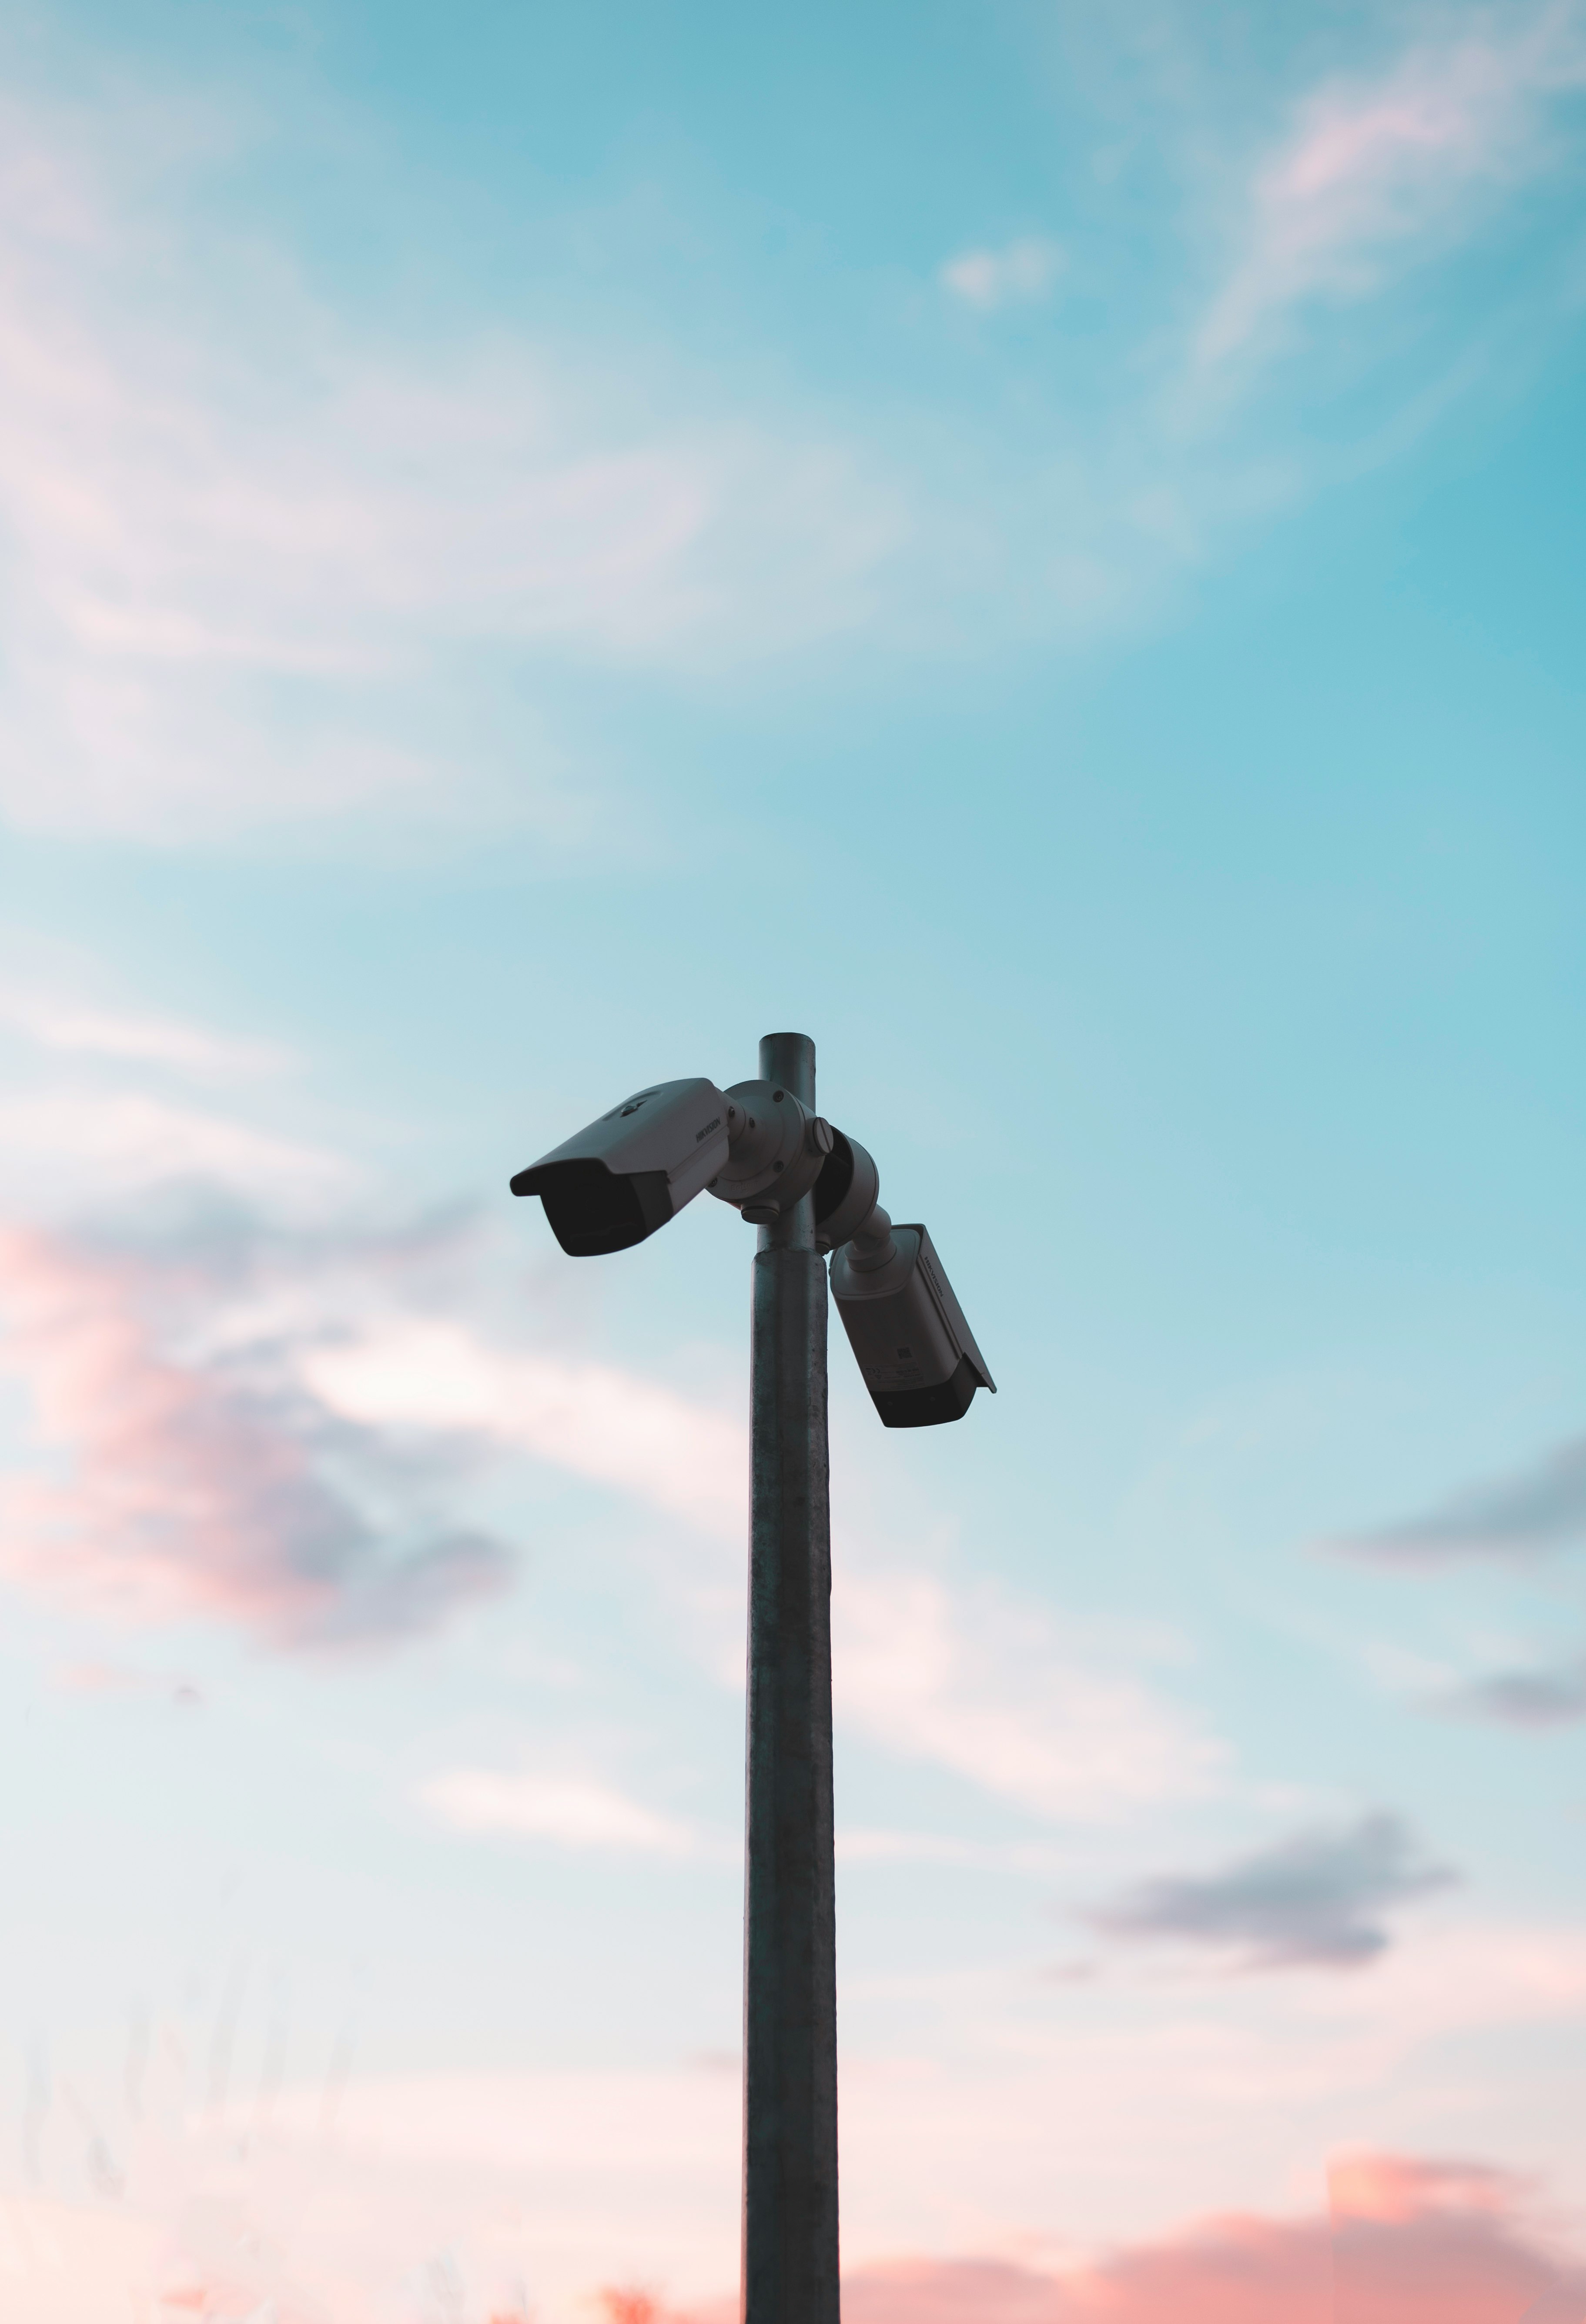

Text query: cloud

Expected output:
[305,1320,1223,1828]
[51,1657,203,1706]
[0,95,905,844]
[0,1087,355,1217]
[1452,1654,1586,1729]
[419,1767,694,1854]
[0,965,346,1224]
[835,1829,1019,1867]
[0,1222,512,1647]
[1328,1435,1586,1566]
[0,21,1576,829]
[0,981,291,1077]
[0,1158,756,1651]
[1202,9,1586,360]
[1298,1915,1586,2067]
[299,1317,745,1541]
[1091,1812,1454,1970]
[0,974,751,1651]
[15,1982,1586,2324]
[836,2153,1584,2322]
[940,237,1064,310]
[833,1568,1218,1821]
[304,1322,1218,1821]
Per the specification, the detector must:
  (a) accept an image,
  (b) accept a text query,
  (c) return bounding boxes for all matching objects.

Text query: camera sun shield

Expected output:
[829,1223,995,1427]
[511,1077,732,1255]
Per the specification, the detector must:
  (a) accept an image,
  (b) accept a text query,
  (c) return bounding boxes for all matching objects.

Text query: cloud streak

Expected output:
[419,1767,695,1855]
[1329,1435,1586,1566]
[300,1317,746,1542]
[1201,6,1586,361]
[833,1568,1218,1821]
[1091,1812,1455,1970]
[0,1087,356,1217]
[0,981,291,1078]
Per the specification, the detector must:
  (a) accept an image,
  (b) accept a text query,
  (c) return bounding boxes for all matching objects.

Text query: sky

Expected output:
[1,0,1586,2317]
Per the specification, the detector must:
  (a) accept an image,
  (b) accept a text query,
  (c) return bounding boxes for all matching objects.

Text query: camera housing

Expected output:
[511,1077,732,1254]
[708,1080,835,1223]
[829,1213,995,1427]
[511,1063,994,1429]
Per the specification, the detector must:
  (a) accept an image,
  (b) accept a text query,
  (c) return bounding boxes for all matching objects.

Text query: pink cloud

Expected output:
[1203,9,1586,358]
[10,2039,1584,2324]
[830,2153,1583,2323]
[0,1225,509,1645]
[0,1196,748,1652]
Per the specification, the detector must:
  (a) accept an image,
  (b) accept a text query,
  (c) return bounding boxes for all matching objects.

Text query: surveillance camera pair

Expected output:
[511,1074,994,1428]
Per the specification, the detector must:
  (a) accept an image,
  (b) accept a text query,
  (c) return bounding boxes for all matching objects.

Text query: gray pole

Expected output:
[742,1029,840,2324]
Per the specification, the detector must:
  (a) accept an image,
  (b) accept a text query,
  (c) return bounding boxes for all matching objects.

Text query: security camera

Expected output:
[511,1075,844,1252]
[829,1207,995,1428]
[511,1064,994,1429]
[510,1077,733,1254]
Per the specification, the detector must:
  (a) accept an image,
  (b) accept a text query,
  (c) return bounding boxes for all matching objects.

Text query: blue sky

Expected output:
[3,3,1586,2317]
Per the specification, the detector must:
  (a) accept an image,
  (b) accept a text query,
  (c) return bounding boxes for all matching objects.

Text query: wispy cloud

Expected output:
[0,1127,747,1648]
[299,1317,745,1542]
[0,97,905,845]
[940,237,1064,311]
[833,1567,1218,1821]
[1201,7,1586,361]
[308,1315,1220,1822]
[0,982,291,1077]
[0,964,345,1224]
[1328,1435,1586,1566]
[0,15,1579,850]
[0,1087,355,1217]
[307,1320,1222,1817]
[1091,1812,1455,1970]
[419,1767,694,1854]
[0,1223,512,1646]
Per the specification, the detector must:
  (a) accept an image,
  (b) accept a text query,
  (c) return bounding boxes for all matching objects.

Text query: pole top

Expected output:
[758,1032,815,1110]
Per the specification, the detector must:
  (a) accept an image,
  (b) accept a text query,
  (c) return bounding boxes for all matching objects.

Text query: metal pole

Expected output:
[742,1030,840,2324]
